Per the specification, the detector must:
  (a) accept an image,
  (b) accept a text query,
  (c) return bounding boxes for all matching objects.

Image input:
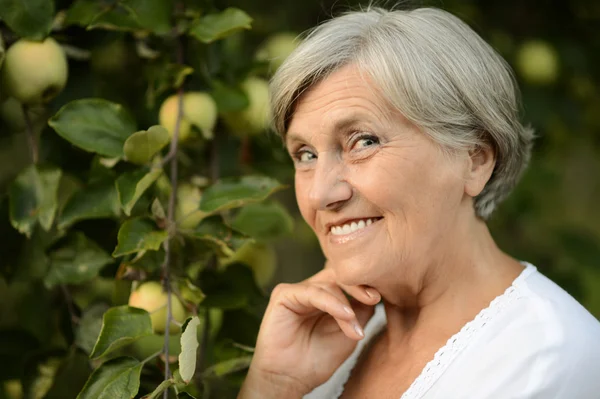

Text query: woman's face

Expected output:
[286,65,473,288]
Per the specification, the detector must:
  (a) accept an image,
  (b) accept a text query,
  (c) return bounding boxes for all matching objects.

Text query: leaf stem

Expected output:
[22,105,39,164]
[141,349,163,365]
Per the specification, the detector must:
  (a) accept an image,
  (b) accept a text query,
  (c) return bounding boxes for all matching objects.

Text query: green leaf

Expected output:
[64,0,107,26]
[203,356,252,377]
[44,233,114,288]
[0,0,54,40]
[178,279,205,306]
[77,357,142,399]
[145,63,194,108]
[143,379,175,399]
[9,165,62,237]
[89,306,153,359]
[123,126,170,165]
[58,181,120,229]
[76,303,110,355]
[188,8,252,44]
[116,168,163,216]
[186,216,251,257]
[211,81,249,113]
[113,218,168,257]
[178,317,201,383]
[231,202,294,240]
[49,99,137,158]
[199,264,267,313]
[123,0,172,34]
[200,176,285,214]
[88,3,141,31]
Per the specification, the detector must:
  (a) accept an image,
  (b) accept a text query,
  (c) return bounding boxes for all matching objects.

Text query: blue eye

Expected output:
[294,150,316,163]
[353,135,379,149]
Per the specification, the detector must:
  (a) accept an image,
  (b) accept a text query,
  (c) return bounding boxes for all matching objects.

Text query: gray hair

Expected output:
[270,6,535,219]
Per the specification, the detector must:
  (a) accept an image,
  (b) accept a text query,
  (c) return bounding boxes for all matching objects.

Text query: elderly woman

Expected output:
[238,6,600,399]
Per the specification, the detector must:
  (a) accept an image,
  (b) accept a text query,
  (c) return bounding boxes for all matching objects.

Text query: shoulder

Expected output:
[436,263,600,398]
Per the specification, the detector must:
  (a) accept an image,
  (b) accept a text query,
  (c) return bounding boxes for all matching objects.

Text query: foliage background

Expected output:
[0,0,599,398]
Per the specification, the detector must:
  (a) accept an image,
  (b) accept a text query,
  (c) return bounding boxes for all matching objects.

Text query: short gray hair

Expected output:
[270,6,535,219]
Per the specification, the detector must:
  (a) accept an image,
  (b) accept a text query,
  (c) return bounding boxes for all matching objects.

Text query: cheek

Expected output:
[294,174,314,227]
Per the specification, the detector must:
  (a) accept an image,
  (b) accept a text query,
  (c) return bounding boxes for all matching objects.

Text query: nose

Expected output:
[308,155,352,211]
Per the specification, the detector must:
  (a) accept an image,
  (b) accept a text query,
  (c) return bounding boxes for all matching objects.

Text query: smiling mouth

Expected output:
[329,217,383,236]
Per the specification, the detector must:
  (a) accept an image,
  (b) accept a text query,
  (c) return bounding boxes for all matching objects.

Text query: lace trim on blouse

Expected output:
[334,263,533,399]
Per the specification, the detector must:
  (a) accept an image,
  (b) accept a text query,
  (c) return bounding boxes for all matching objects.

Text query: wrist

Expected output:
[238,367,310,399]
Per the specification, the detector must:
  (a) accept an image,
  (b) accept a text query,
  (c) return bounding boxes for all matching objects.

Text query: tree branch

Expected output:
[161,26,186,399]
[22,105,38,164]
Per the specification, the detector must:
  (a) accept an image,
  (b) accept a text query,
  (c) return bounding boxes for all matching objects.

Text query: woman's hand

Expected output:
[238,267,381,399]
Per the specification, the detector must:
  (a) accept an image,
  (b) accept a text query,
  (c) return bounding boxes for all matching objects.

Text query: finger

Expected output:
[273,284,365,340]
[274,283,355,321]
[339,283,381,306]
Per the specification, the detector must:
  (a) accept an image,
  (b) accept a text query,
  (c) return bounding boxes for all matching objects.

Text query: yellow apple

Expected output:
[175,183,204,230]
[159,92,218,142]
[516,40,559,85]
[158,94,192,142]
[1,37,68,104]
[255,32,298,71]
[223,241,277,289]
[223,77,271,136]
[128,281,187,334]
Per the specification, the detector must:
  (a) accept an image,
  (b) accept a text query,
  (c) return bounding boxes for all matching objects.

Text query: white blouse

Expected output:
[304,262,600,399]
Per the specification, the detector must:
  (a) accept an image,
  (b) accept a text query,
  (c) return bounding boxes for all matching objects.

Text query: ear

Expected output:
[464,144,496,197]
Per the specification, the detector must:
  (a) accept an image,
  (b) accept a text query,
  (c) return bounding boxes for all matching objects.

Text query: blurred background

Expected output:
[220,0,600,316]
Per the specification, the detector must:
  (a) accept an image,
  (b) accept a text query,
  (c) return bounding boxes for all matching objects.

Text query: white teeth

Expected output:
[330,218,378,236]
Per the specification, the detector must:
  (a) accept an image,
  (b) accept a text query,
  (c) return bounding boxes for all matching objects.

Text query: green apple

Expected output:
[183,92,218,139]
[128,281,187,334]
[159,92,218,142]
[516,40,559,85]
[1,37,68,104]
[223,241,277,289]
[175,183,205,230]
[223,77,271,136]
[130,333,181,362]
[255,32,298,71]
[0,97,46,132]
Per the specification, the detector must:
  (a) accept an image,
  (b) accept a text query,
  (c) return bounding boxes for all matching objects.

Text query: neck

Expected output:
[376,213,525,350]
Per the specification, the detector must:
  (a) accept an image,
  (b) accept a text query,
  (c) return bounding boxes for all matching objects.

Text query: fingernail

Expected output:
[343,305,355,316]
[354,322,364,338]
[365,288,380,301]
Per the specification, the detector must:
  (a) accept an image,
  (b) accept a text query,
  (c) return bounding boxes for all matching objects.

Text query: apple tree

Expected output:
[0,0,299,398]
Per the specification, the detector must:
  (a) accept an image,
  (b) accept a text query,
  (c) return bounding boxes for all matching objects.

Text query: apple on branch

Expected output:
[1,37,68,105]
[128,281,187,334]
[158,91,218,142]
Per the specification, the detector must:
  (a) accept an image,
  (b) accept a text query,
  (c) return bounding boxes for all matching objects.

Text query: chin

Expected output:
[328,253,382,287]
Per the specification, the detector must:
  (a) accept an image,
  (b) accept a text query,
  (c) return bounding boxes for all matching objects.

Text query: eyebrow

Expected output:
[285,115,369,148]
